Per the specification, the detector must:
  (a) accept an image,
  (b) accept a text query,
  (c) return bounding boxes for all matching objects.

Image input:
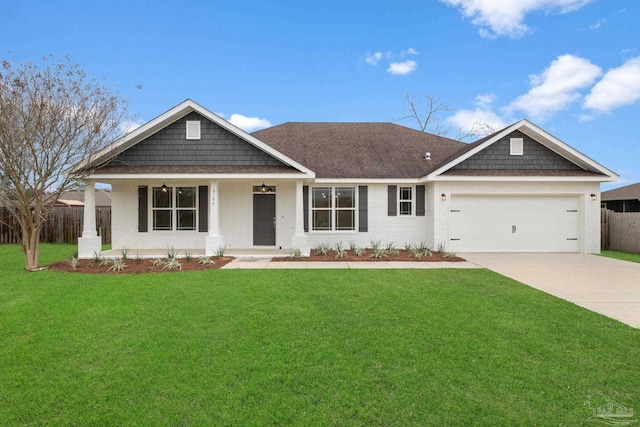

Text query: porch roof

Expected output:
[92,164,301,175]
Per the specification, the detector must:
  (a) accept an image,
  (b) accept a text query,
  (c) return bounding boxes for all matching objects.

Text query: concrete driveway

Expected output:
[460,253,640,329]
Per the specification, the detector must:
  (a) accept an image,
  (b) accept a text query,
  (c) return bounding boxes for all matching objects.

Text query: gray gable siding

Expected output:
[451,130,581,170]
[107,112,286,167]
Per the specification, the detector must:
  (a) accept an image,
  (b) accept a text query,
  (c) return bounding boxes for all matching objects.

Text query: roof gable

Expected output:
[427,120,618,181]
[449,129,582,171]
[71,100,314,177]
[103,111,287,168]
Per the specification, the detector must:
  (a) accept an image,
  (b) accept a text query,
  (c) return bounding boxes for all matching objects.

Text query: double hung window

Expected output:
[311,187,356,231]
[152,186,197,231]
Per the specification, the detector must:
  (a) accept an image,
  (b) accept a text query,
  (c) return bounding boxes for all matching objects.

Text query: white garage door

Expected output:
[449,196,581,252]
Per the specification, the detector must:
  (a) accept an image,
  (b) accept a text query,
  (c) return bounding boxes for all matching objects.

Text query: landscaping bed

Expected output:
[277,248,465,262]
[48,256,234,273]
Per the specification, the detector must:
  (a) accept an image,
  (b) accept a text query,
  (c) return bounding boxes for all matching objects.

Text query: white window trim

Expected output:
[510,137,523,156]
[150,185,199,232]
[398,185,414,216]
[186,120,201,140]
[309,186,358,232]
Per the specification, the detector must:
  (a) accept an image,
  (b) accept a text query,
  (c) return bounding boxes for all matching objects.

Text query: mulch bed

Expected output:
[48,257,234,274]
[273,249,465,262]
[48,249,464,274]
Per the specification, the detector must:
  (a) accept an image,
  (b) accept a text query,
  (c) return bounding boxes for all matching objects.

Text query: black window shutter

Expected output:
[416,185,426,216]
[387,185,397,216]
[138,186,148,232]
[358,186,368,232]
[303,186,309,232]
[198,186,208,232]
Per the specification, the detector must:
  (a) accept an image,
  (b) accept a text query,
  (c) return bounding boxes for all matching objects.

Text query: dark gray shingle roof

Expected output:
[252,122,466,179]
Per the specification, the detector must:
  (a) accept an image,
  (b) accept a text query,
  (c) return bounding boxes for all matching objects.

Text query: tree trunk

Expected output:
[21,224,41,271]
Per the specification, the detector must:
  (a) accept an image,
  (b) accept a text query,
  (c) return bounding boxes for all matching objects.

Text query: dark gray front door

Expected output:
[253,194,276,246]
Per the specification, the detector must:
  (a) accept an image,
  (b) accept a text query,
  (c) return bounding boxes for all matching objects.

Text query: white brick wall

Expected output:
[108,179,601,254]
[432,180,601,253]
[111,181,207,250]
[304,184,429,250]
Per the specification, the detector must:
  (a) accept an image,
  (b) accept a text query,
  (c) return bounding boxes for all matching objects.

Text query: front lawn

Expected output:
[601,250,640,264]
[1,244,638,425]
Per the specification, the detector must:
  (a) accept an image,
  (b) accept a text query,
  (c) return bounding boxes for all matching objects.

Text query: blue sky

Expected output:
[2,0,638,188]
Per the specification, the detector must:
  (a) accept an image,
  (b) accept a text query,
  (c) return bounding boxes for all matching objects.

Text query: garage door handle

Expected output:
[512,225,516,234]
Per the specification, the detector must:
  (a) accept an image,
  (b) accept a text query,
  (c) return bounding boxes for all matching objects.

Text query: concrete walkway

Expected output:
[460,253,640,329]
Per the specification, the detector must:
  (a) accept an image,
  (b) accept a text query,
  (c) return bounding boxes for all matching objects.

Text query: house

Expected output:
[601,182,640,212]
[70,99,617,258]
[58,189,112,208]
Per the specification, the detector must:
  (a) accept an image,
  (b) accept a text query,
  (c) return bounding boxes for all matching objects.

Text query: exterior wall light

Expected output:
[441,193,447,201]
[161,182,169,193]
[590,194,597,201]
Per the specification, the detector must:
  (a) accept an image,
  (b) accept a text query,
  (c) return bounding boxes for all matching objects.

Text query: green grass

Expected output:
[601,250,640,263]
[1,244,638,426]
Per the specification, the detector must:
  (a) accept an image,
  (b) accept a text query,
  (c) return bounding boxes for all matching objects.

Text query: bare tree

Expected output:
[396,92,495,140]
[0,56,127,270]
[395,93,452,135]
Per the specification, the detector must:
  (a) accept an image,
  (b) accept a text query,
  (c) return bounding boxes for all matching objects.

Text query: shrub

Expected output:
[290,248,302,259]
[386,242,399,257]
[67,256,79,270]
[166,246,178,260]
[107,258,127,272]
[163,258,182,271]
[370,240,386,259]
[314,243,330,256]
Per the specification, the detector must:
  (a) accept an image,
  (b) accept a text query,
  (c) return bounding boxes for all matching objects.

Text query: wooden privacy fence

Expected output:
[0,207,111,245]
[601,209,640,253]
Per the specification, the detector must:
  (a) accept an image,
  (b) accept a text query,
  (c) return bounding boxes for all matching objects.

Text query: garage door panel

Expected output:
[449,196,580,252]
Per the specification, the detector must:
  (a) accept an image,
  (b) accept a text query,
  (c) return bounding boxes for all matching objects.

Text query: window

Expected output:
[186,121,201,140]
[399,186,413,215]
[152,187,172,230]
[510,137,523,155]
[311,187,356,231]
[176,187,197,230]
[152,186,197,231]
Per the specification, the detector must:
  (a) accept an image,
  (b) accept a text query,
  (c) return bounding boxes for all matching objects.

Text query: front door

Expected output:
[253,194,276,246]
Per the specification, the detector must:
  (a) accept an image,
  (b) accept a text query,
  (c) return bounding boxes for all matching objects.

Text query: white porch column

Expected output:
[205,180,224,255]
[291,180,308,254]
[78,182,102,258]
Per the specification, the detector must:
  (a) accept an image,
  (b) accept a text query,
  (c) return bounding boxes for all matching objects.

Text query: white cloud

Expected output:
[117,119,144,135]
[388,60,418,75]
[506,54,601,121]
[400,47,418,56]
[589,18,606,29]
[447,94,507,139]
[583,57,640,114]
[440,0,593,38]
[363,48,418,75]
[365,52,382,65]
[228,114,272,132]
